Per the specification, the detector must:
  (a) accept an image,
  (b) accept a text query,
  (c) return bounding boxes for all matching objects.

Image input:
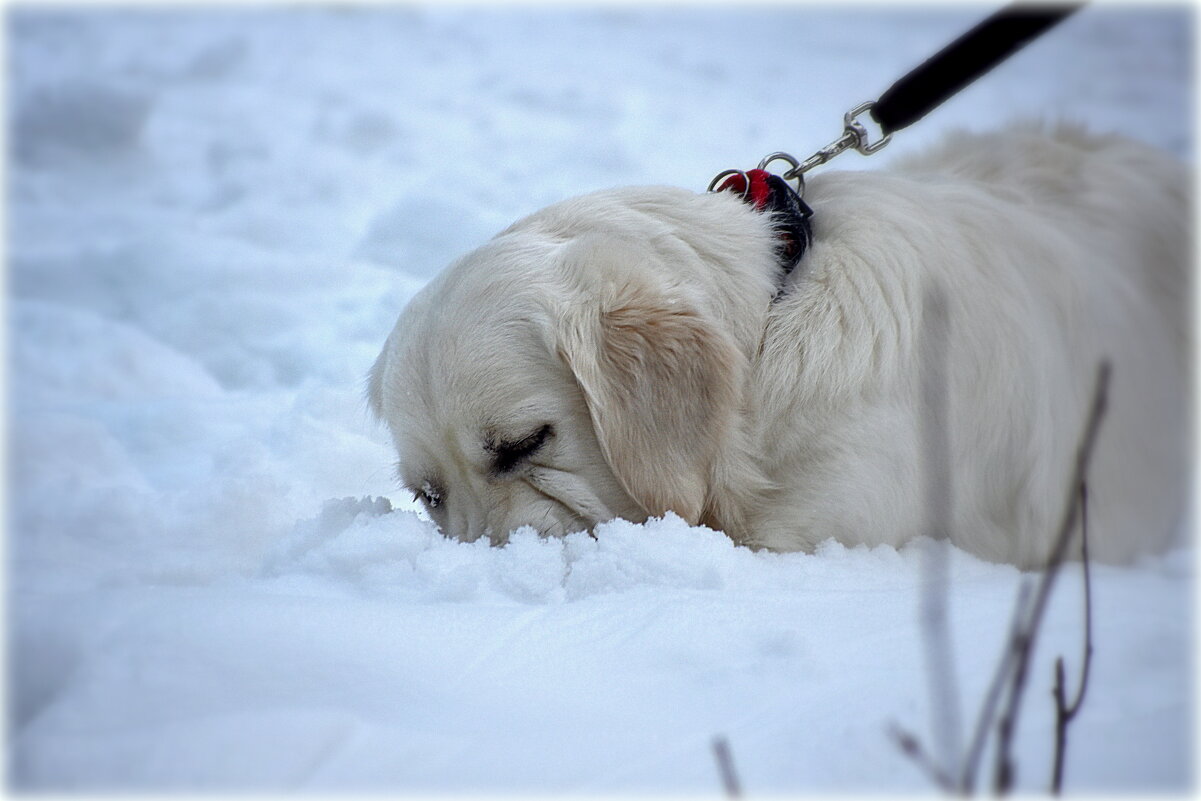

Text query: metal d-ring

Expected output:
[757,151,805,195]
[706,168,751,198]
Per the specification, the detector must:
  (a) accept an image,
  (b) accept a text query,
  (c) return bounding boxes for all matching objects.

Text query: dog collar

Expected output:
[710,168,814,279]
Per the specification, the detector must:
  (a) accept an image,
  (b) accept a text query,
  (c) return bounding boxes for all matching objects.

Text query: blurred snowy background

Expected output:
[6,3,1194,793]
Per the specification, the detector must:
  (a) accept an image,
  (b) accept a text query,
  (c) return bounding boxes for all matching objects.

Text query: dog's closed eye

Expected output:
[489,424,554,474]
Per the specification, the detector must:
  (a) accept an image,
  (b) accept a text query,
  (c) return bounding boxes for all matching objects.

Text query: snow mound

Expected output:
[264,499,856,603]
[12,300,223,404]
[354,189,496,270]
[14,80,152,166]
[14,497,1192,793]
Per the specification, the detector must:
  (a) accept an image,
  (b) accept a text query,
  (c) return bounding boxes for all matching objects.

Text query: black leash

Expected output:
[873,3,1082,137]
[709,2,1083,280]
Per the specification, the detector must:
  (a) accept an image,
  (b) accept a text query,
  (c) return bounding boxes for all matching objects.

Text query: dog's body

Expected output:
[370,124,1189,567]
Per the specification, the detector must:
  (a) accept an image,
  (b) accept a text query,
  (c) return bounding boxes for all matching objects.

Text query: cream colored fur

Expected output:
[369,124,1190,567]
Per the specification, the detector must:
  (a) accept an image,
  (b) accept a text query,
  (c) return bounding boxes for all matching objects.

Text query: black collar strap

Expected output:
[713,168,814,278]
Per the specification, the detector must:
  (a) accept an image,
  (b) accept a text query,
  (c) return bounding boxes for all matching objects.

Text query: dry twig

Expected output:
[989,361,1108,794]
[957,580,1031,792]
[888,722,956,792]
[917,286,964,779]
[1050,482,1094,793]
[895,361,1111,795]
[712,735,741,798]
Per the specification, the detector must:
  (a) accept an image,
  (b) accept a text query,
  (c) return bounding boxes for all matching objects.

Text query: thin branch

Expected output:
[1064,483,1095,720]
[990,361,1110,795]
[898,361,1110,795]
[917,284,964,778]
[958,579,1032,792]
[1051,482,1095,793]
[889,722,956,792]
[712,735,741,798]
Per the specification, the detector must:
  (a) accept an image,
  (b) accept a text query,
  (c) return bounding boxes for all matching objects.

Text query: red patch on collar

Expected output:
[714,168,774,211]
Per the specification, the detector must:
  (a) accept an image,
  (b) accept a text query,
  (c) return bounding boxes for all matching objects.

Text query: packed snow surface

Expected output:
[7,5,1194,793]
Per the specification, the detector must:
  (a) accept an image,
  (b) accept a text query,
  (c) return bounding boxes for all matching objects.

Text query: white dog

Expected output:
[369,123,1189,567]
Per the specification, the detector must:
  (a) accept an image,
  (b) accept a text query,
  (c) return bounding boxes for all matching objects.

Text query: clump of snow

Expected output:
[7,5,1193,794]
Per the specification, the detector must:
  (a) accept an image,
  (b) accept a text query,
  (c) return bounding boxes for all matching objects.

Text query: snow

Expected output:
[7,4,1194,793]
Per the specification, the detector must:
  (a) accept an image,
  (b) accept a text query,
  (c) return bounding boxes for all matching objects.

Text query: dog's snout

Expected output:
[433,488,592,545]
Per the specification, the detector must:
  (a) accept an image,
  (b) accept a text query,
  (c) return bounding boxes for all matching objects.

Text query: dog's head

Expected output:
[369,186,779,542]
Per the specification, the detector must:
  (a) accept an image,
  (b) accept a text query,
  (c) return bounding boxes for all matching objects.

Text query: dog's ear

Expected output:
[556,280,744,524]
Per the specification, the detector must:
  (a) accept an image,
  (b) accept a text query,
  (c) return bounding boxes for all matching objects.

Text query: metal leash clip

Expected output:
[784,101,891,185]
[708,102,891,199]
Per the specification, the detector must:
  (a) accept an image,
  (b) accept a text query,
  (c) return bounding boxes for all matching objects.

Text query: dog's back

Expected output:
[748,124,1189,566]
